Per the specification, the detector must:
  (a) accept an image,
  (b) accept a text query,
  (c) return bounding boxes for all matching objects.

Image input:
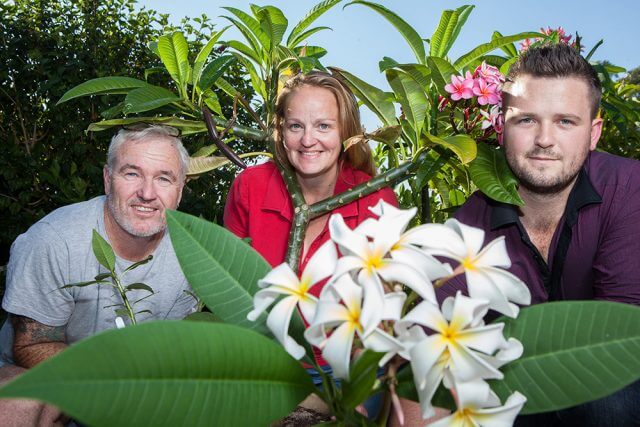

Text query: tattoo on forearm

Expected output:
[11,315,67,368]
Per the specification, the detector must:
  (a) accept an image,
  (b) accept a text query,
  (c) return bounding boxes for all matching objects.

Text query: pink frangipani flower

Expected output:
[445,72,474,101]
[473,79,501,106]
[474,62,504,86]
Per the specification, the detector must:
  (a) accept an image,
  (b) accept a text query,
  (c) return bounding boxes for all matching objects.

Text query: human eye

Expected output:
[122,171,140,180]
[318,123,330,131]
[559,118,576,126]
[287,123,302,131]
[517,117,533,125]
[156,176,174,187]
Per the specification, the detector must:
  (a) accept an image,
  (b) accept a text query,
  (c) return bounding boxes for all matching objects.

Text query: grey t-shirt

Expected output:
[0,196,196,366]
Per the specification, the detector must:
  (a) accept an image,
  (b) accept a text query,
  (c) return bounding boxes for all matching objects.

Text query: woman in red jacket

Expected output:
[224,71,397,277]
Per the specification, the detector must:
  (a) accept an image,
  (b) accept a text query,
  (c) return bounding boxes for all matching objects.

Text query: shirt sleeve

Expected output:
[2,223,75,326]
[223,171,250,238]
[592,177,640,305]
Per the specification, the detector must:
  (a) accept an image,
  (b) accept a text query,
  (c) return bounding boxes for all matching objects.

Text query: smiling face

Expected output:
[282,85,342,183]
[502,75,602,195]
[103,138,184,238]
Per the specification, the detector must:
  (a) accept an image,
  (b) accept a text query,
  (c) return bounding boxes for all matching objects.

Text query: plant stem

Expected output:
[112,274,137,325]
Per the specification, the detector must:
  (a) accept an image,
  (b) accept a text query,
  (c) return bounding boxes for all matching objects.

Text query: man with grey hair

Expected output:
[0,125,196,425]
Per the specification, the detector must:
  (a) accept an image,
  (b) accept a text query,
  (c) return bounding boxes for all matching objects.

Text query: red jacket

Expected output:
[224,161,398,296]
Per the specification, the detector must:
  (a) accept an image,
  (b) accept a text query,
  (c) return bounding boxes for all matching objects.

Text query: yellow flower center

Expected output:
[365,251,384,273]
[348,307,363,333]
[294,278,310,299]
[461,256,477,271]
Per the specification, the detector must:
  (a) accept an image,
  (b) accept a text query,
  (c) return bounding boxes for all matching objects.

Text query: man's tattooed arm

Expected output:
[11,315,68,368]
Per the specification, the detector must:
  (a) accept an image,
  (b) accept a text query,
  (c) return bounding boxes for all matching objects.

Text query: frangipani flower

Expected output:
[473,79,501,106]
[305,275,404,380]
[396,293,514,418]
[445,72,475,101]
[328,213,437,336]
[430,380,526,427]
[417,219,531,317]
[474,62,504,86]
[247,240,337,359]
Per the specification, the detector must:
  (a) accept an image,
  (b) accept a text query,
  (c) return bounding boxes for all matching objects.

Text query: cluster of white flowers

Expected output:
[248,201,531,425]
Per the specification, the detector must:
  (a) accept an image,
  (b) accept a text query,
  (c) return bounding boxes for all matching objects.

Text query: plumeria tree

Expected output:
[1,2,640,426]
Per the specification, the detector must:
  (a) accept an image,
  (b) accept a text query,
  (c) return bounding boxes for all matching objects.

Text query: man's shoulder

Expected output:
[453,191,493,228]
[585,151,640,190]
[38,196,103,231]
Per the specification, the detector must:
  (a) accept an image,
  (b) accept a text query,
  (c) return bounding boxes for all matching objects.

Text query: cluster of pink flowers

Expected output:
[520,26,575,51]
[443,62,505,143]
[444,62,504,106]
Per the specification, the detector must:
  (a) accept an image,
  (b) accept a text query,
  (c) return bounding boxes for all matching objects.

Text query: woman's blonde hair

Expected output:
[273,71,376,176]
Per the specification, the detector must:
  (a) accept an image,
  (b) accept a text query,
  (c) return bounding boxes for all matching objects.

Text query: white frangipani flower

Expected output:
[396,293,514,418]
[430,380,526,427]
[415,218,531,317]
[304,275,404,380]
[247,240,337,360]
[328,213,437,336]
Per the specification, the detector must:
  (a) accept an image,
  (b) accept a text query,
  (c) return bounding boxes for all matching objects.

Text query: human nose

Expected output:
[137,177,157,201]
[300,128,316,147]
[535,122,554,148]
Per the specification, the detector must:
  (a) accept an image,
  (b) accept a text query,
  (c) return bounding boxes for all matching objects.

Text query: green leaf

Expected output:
[288,26,332,49]
[287,0,341,47]
[493,31,518,57]
[468,143,524,206]
[100,101,125,120]
[197,55,236,92]
[157,32,191,90]
[192,144,219,158]
[60,280,100,289]
[235,54,267,101]
[94,273,112,281]
[123,255,153,273]
[492,301,640,414]
[430,5,474,58]
[123,85,180,114]
[346,1,426,64]
[166,211,271,334]
[380,60,432,88]
[257,6,288,50]
[192,27,229,87]
[453,32,542,70]
[422,133,477,165]
[224,39,262,65]
[222,7,271,53]
[0,322,314,426]
[91,230,115,273]
[585,39,604,61]
[87,117,207,135]
[125,283,154,293]
[56,77,147,105]
[184,311,223,322]
[386,69,428,137]
[414,151,448,190]
[341,351,385,410]
[427,56,458,95]
[330,67,397,126]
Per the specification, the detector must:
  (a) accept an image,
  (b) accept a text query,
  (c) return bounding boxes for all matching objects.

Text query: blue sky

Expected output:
[137,0,639,130]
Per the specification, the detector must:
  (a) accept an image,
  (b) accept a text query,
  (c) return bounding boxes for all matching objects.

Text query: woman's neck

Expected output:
[297,164,340,205]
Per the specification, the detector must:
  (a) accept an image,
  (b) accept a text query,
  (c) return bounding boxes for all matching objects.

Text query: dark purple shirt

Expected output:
[439,151,640,306]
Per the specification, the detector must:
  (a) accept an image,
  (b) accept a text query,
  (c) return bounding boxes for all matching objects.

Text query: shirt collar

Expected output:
[260,163,360,221]
[489,167,602,230]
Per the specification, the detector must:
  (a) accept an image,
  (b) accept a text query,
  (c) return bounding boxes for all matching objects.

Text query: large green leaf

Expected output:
[87,117,207,135]
[379,59,432,88]
[288,26,331,49]
[0,322,314,426]
[192,27,229,88]
[493,30,518,58]
[422,133,476,165]
[386,69,428,137]
[469,143,523,206]
[430,5,474,58]
[56,77,147,105]
[123,85,180,114]
[91,230,115,273]
[453,32,542,70]
[330,67,397,127]
[166,211,271,334]
[188,152,270,176]
[197,55,236,92]
[222,7,271,54]
[157,32,190,90]
[492,301,640,414]
[287,0,341,47]
[346,1,426,64]
[257,6,288,50]
[427,56,458,95]
[224,39,262,65]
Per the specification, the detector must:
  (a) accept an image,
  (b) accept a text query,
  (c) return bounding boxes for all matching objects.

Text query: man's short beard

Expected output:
[107,194,166,238]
